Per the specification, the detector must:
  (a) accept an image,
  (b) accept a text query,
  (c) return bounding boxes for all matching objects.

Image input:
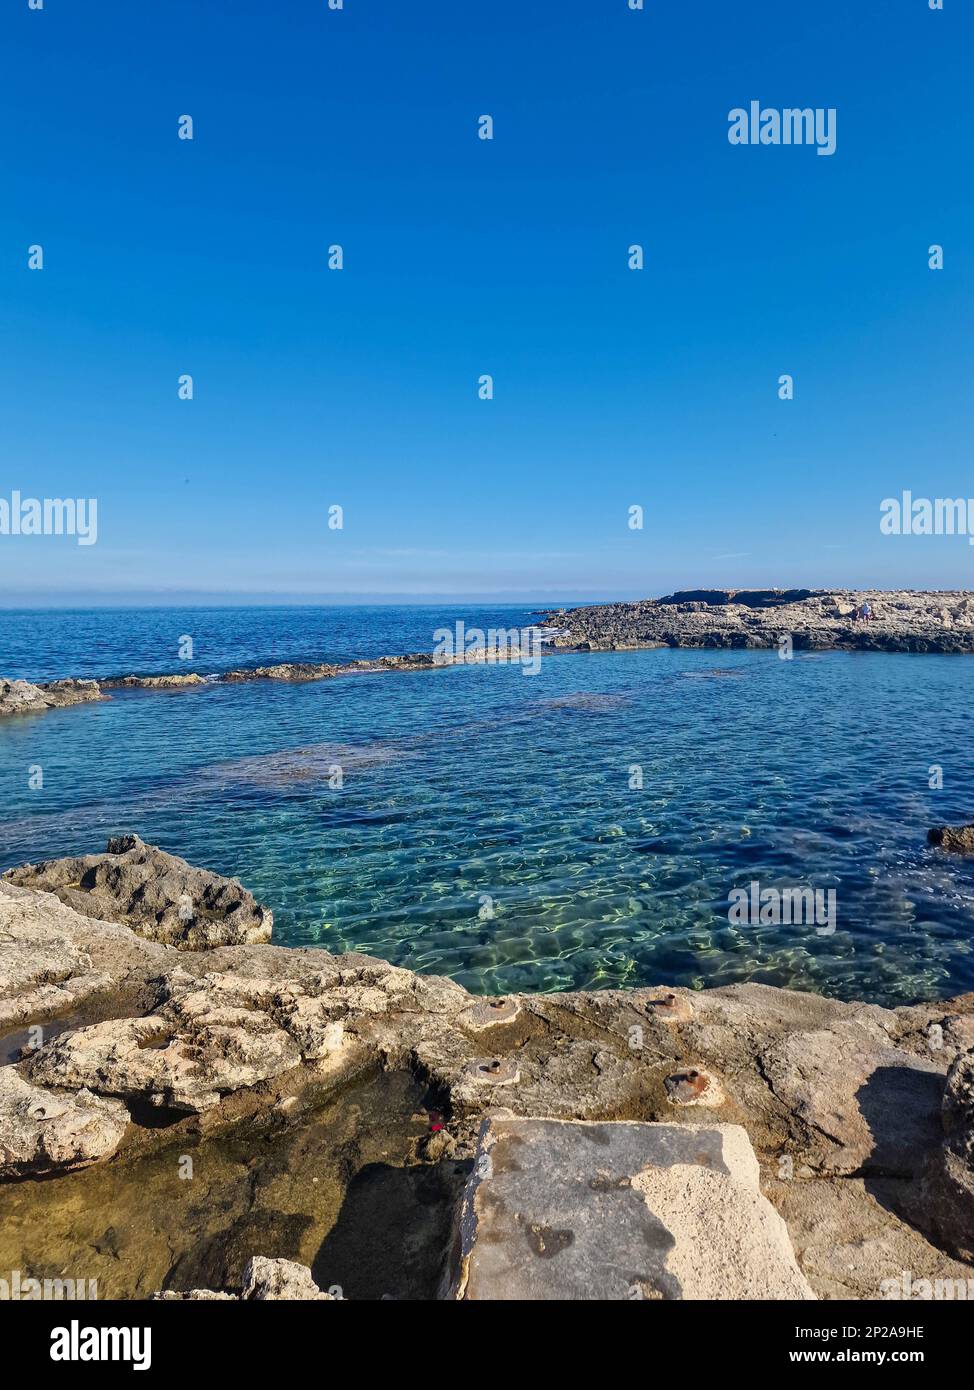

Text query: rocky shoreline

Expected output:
[540,588,974,653]
[0,650,527,720]
[2,838,974,1300]
[4,589,973,722]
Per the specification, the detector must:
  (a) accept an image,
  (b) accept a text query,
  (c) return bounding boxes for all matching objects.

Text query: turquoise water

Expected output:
[2,606,974,1005]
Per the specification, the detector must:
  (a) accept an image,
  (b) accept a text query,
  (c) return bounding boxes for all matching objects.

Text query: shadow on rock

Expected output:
[854,1065,944,1178]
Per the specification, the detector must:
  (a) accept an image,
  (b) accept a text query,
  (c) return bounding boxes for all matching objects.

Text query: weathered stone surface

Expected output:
[770,1175,974,1300]
[102,673,206,689]
[0,866,972,1299]
[242,1255,334,1300]
[0,878,166,1030]
[928,825,974,854]
[0,1068,128,1177]
[0,909,101,1026]
[916,1047,974,1261]
[759,1022,946,1175]
[24,963,351,1113]
[540,589,974,654]
[222,663,340,682]
[0,676,102,717]
[28,1005,301,1114]
[0,678,50,715]
[20,946,463,1117]
[39,678,105,707]
[452,1118,814,1300]
[155,1256,333,1301]
[4,835,272,950]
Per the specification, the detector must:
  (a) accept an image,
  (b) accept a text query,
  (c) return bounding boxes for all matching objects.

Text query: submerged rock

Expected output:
[3,835,272,950]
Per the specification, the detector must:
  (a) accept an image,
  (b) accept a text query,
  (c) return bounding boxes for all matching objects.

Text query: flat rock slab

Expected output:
[453,1117,814,1300]
[760,1023,946,1175]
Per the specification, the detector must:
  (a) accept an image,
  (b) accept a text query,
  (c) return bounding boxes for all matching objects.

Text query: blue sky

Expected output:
[1,0,971,604]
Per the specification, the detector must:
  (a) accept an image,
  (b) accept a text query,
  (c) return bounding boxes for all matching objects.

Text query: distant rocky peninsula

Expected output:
[2,836,974,1300]
[540,588,974,654]
[2,590,972,722]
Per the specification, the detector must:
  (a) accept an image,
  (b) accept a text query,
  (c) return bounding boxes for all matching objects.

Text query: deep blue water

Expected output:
[2,606,974,1005]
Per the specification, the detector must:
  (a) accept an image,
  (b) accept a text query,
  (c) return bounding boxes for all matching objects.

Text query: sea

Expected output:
[2,604,973,1005]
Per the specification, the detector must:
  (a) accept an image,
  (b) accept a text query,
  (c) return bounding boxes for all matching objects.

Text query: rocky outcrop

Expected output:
[3,836,272,950]
[6,591,974,725]
[0,677,103,716]
[0,1068,129,1178]
[0,647,526,719]
[540,589,974,654]
[1,859,973,1299]
[657,589,818,608]
[102,673,206,689]
[221,663,341,683]
[155,1256,334,1301]
[0,877,167,1031]
[928,825,974,854]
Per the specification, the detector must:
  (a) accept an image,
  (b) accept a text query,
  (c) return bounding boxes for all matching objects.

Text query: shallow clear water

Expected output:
[2,606,974,1005]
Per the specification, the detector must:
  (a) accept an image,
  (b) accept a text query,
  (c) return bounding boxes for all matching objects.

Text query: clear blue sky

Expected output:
[2,0,971,604]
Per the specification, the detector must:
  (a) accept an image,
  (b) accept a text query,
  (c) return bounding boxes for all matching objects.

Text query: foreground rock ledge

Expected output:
[451,1118,814,1300]
[1,867,974,1299]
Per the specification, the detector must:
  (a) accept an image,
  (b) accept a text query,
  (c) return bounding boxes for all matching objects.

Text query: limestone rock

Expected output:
[770,1174,974,1300]
[102,673,206,689]
[928,825,974,854]
[1,865,973,1298]
[0,878,163,1030]
[539,589,974,654]
[26,997,303,1113]
[760,1022,946,1175]
[452,1118,814,1300]
[154,1257,333,1301]
[917,1047,974,1261]
[0,1068,128,1177]
[222,663,339,682]
[39,678,104,707]
[242,1256,334,1300]
[4,835,272,950]
[0,677,102,717]
[20,953,452,1115]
